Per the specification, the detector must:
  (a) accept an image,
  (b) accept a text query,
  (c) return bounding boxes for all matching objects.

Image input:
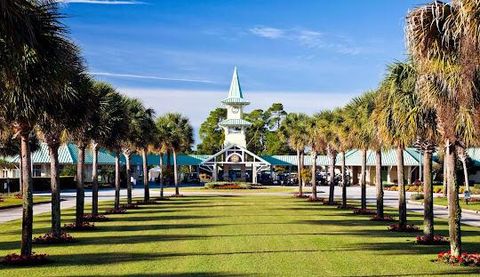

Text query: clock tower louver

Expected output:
[219,67,252,148]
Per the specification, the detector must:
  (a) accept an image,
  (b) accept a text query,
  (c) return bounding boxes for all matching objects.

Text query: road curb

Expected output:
[408,200,479,215]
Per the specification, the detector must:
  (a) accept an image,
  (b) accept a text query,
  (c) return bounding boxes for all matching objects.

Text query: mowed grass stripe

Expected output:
[0,195,478,276]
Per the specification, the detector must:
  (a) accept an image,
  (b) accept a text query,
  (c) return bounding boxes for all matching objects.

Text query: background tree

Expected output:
[197,108,226,154]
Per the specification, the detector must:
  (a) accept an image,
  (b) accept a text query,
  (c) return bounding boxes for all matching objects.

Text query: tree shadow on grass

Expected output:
[78,273,253,277]
[341,269,480,277]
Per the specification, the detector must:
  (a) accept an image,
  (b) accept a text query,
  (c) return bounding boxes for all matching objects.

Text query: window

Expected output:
[33,165,42,177]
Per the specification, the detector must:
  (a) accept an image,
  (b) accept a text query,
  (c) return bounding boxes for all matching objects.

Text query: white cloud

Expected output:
[119,87,362,144]
[57,0,143,4]
[91,72,215,84]
[249,27,285,39]
[249,26,362,55]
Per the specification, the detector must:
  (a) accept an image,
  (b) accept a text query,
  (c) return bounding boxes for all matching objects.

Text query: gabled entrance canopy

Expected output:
[199,144,271,183]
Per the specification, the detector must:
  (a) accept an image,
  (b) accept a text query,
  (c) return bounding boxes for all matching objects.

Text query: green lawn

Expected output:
[0,194,479,276]
[433,197,480,212]
[0,195,51,209]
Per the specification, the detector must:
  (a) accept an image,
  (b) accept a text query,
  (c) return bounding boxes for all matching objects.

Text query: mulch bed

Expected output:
[352,208,376,215]
[120,203,140,209]
[33,232,77,244]
[2,253,50,266]
[370,215,396,222]
[83,214,110,222]
[104,208,127,214]
[388,223,420,232]
[416,235,449,245]
[63,222,96,231]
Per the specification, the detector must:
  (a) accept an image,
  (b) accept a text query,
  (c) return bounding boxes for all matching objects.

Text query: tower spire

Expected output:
[228,66,243,99]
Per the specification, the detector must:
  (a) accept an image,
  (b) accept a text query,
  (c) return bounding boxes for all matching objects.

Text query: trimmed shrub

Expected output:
[410,193,424,200]
[204,182,253,190]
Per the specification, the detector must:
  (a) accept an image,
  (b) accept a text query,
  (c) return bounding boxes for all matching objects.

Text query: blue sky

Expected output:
[59,0,425,143]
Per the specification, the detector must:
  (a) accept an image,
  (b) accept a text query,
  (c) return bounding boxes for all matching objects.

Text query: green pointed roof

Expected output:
[221,67,250,105]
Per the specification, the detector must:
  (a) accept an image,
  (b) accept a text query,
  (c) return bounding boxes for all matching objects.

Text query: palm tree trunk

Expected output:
[296,149,303,196]
[360,149,367,209]
[341,151,347,208]
[159,153,164,198]
[311,151,317,200]
[48,141,61,237]
[328,149,336,205]
[459,152,470,192]
[124,151,132,205]
[91,143,99,216]
[75,144,85,227]
[397,146,407,229]
[173,150,179,195]
[142,148,149,202]
[167,151,172,185]
[448,143,462,257]
[423,150,434,239]
[443,157,448,197]
[375,150,384,218]
[20,131,33,256]
[114,152,121,210]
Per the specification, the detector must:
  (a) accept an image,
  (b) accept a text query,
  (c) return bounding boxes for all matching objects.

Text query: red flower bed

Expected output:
[370,215,396,222]
[416,234,449,245]
[63,221,96,231]
[83,214,109,222]
[14,193,22,199]
[0,198,4,203]
[388,223,419,232]
[2,253,49,265]
[33,231,76,244]
[121,203,140,209]
[352,208,376,215]
[438,251,480,266]
[105,208,127,214]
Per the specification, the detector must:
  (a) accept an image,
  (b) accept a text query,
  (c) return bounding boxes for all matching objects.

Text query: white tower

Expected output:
[219,67,251,148]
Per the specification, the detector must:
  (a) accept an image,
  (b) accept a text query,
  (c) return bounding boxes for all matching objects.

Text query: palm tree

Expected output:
[315,110,341,204]
[88,82,118,216]
[0,1,80,256]
[121,98,156,203]
[306,116,326,200]
[103,93,130,211]
[406,0,480,256]
[157,113,193,196]
[333,109,352,208]
[154,117,173,198]
[38,70,89,238]
[344,92,376,210]
[279,113,309,197]
[376,61,418,228]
